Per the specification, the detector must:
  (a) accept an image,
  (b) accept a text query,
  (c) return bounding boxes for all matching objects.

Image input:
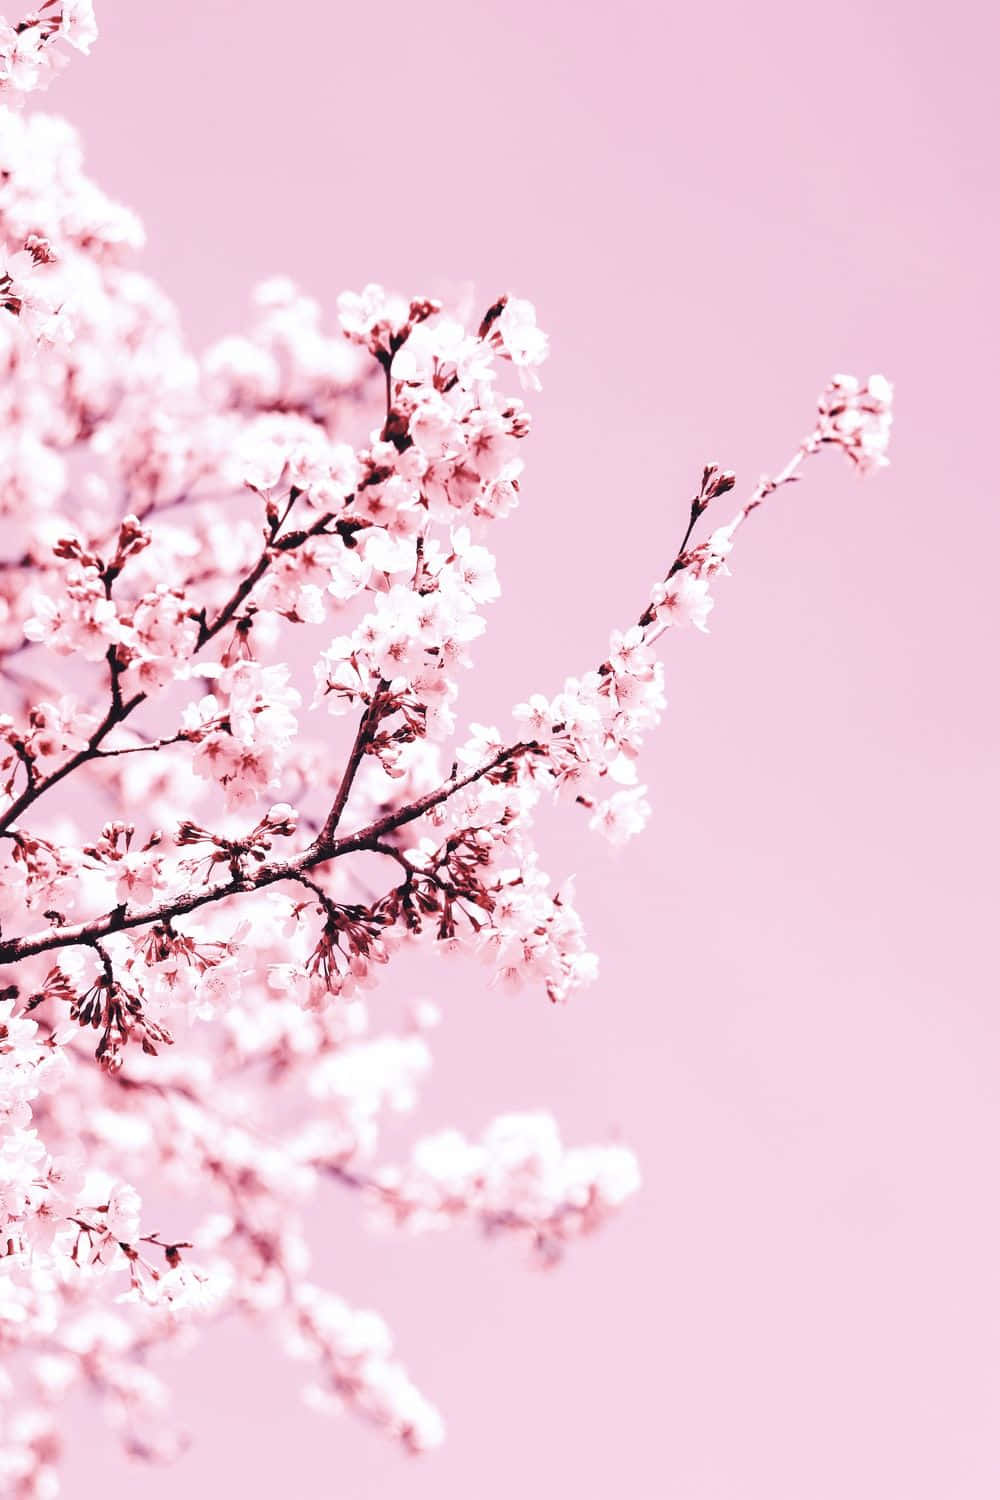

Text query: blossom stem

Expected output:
[316,681,389,848]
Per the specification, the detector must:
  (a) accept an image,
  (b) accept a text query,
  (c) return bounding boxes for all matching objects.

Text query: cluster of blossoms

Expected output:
[816,373,894,473]
[0,8,892,1494]
[0,2,95,99]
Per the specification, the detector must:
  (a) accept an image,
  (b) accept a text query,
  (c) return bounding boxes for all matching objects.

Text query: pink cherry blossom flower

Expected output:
[104,1182,141,1243]
[58,0,98,54]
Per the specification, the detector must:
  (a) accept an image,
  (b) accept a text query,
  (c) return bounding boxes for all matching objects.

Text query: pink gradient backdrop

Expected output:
[53,0,999,1495]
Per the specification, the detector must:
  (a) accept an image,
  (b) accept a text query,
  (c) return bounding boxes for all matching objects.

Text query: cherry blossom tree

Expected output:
[0,5,893,1494]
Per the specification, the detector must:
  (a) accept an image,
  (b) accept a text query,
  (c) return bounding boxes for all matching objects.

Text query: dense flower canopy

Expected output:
[0,5,892,1494]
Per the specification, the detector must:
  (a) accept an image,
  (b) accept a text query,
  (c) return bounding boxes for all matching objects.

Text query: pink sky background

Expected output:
[50,0,1000,1495]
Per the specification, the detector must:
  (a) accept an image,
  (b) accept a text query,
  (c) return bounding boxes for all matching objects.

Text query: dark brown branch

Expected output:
[0,503,351,835]
[316,683,389,848]
[331,741,539,856]
[0,685,146,834]
[0,740,539,965]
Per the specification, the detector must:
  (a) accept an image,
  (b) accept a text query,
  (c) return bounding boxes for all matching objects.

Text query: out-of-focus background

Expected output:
[53,1,1000,1495]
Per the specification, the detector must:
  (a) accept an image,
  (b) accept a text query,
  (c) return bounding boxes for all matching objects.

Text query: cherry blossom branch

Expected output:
[0,683,146,833]
[93,730,193,760]
[330,739,540,853]
[0,740,539,964]
[317,681,390,847]
[0,504,359,833]
[641,436,820,648]
[0,412,873,970]
[193,495,334,647]
[306,337,419,845]
[0,428,856,968]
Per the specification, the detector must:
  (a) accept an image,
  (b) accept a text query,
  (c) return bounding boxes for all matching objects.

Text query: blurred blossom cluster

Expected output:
[0,6,891,1493]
